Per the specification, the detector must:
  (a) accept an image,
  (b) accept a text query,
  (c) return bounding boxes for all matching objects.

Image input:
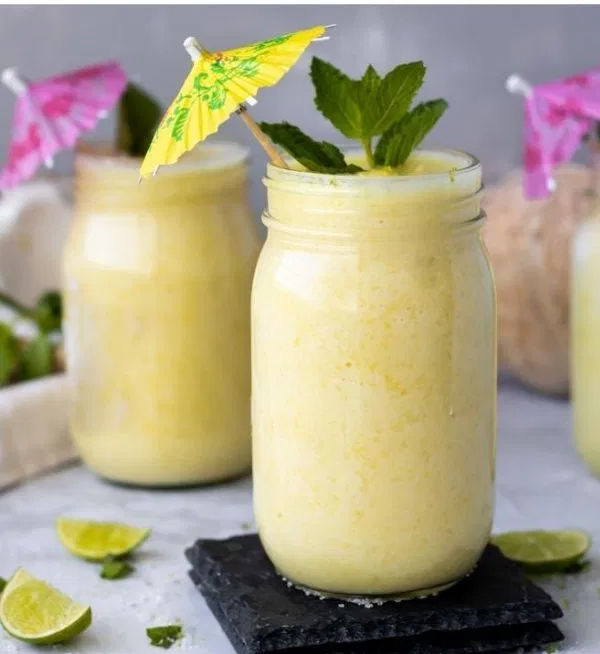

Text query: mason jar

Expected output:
[572,201,600,475]
[252,149,496,597]
[63,142,260,487]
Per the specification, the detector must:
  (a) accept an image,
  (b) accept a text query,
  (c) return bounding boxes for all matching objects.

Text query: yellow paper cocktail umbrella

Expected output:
[140,25,333,178]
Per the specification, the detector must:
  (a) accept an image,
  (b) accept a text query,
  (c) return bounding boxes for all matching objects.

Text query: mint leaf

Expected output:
[117,83,163,157]
[360,65,381,96]
[311,58,425,141]
[0,577,6,593]
[375,99,448,167]
[0,323,20,385]
[364,61,425,137]
[259,122,362,174]
[21,333,53,381]
[310,58,363,139]
[33,291,62,334]
[100,556,134,580]
[147,625,183,649]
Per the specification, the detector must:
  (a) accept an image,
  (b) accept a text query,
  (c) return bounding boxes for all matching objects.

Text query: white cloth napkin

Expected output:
[0,375,75,491]
[0,176,77,491]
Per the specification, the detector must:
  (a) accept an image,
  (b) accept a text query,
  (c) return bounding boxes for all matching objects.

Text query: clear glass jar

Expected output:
[252,149,496,597]
[63,142,260,487]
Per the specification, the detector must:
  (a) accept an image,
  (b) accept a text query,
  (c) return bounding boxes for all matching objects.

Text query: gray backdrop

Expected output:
[1,5,599,216]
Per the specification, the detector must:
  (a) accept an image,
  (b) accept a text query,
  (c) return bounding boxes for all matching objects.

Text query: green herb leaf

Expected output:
[259,122,362,174]
[363,61,426,137]
[147,625,183,649]
[0,323,20,385]
[360,65,381,97]
[375,99,448,167]
[0,577,6,593]
[33,291,62,334]
[310,58,363,140]
[21,333,53,381]
[311,58,425,143]
[268,57,446,172]
[117,83,163,157]
[100,556,134,580]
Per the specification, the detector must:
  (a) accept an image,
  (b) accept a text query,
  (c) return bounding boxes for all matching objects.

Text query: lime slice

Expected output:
[0,569,91,644]
[56,518,150,561]
[492,529,591,572]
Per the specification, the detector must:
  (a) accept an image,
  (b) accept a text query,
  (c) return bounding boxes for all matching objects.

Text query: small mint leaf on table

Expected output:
[375,99,449,167]
[21,333,53,381]
[147,625,183,649]
[117,82,163,157]
[100,556,134,580]
[259,122,362,174]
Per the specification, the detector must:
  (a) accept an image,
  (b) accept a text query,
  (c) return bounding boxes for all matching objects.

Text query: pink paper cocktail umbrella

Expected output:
[0,61,128,192]
[506,69,600,199]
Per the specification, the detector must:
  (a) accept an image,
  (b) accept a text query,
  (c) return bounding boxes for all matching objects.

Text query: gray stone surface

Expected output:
[1,383,599,653]
[1,6,600,219]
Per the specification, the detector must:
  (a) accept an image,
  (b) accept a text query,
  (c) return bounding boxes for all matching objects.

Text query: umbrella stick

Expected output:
[236,106,288,168]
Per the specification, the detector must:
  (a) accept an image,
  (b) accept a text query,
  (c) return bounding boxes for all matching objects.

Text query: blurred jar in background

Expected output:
[484,164,594,396]
[572,144,600,476]
[63,142,259,487]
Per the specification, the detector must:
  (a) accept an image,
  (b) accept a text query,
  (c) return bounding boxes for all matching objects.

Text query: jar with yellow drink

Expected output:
[571,143,600,476]
[63,142,259,487]
[252,148,496,597]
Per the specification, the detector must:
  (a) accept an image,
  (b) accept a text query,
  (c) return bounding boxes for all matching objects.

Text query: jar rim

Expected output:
[76,140,250,174]
[265,148,481,195]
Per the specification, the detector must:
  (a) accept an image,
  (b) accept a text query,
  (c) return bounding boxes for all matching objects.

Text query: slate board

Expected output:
[186,535,564,654]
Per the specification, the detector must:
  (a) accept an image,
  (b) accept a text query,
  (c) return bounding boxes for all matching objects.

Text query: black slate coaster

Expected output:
[185,535,564,654]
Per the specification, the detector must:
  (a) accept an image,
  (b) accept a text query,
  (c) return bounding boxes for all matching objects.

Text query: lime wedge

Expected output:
[56,518,150,561]
[0,569,91,644]
[492,529,591,572]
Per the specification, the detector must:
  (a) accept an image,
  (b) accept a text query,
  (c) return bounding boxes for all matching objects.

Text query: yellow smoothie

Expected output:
[252,150,496,596]
[572,214,600,475]
[63,142,260,487]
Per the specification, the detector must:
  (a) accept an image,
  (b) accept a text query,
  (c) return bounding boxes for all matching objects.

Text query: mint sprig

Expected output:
[147,625,183,649]
[261,57,447,174]
[0,290,64,387]
[100,556,134,580]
